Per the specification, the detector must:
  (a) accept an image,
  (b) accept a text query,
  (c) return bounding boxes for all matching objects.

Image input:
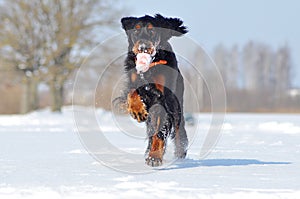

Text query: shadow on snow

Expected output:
[159,158,291,171]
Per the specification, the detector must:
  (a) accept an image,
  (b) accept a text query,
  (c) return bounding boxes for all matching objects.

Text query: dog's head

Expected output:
[121,14,188,56]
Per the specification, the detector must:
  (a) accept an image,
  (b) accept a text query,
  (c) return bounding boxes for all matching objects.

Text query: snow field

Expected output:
[0,107,299,198]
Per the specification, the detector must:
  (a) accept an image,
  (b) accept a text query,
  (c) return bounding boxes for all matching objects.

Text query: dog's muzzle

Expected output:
[132,40,156,56]
[133,40,156,74]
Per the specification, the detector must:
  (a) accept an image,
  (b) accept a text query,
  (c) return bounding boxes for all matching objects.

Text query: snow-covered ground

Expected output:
[0,107,300,198]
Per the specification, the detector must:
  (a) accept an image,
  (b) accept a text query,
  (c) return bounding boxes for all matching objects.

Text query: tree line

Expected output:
[65,39,300,113]
[198,41,299,112]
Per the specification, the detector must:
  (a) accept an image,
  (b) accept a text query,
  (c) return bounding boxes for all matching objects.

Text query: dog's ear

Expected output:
[155,14,188,39]
[121,17,137,31]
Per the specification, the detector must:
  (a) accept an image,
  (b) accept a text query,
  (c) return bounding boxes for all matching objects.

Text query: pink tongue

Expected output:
[136,53,151,74]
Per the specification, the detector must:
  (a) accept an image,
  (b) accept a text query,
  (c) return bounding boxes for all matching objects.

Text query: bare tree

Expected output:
[40,0,123,111]
[0,1,45,113]
[227,45,239,89]
[0,59,22,114]
[242,41,259,91]
[213,44,229,87]
[0,0,124,112]
[274,43,292,105]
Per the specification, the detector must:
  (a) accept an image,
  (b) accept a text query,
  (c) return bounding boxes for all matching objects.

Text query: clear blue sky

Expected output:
[125,0,300,87]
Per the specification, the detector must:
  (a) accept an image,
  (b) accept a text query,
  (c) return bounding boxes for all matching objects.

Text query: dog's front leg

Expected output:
[145,104,169,167]
[145,133,165,167]
[127,89,148,122]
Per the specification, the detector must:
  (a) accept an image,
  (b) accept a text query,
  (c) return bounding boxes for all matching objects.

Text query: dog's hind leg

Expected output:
[174,113,188,159]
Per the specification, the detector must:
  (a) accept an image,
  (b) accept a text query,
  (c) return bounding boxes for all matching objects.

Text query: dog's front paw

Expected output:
[145,156,162,167]
[127,90,148,122]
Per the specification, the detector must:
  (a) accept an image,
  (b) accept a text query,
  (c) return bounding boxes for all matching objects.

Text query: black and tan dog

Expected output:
[121,14,188,167]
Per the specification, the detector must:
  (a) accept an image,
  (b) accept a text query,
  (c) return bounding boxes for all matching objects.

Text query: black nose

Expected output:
[138,40,152,53]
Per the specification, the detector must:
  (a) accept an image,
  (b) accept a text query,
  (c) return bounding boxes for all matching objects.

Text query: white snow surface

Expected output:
[0,107,300,198]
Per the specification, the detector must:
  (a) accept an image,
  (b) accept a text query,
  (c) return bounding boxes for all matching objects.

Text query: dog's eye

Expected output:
[135,24,141,29]
[134,24,141,34]
[147,23,153,30]
[147,24,155,35]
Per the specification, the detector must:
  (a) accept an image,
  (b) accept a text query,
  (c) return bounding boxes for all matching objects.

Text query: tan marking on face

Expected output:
[135,24,141,29]
[147,23,153,30]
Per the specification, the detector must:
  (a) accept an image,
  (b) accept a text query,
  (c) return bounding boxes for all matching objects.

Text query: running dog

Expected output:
[121,14,188,166]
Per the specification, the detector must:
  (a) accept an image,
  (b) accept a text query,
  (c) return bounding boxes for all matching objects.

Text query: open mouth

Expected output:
[135,53,152,74]
[133,40,156,74]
